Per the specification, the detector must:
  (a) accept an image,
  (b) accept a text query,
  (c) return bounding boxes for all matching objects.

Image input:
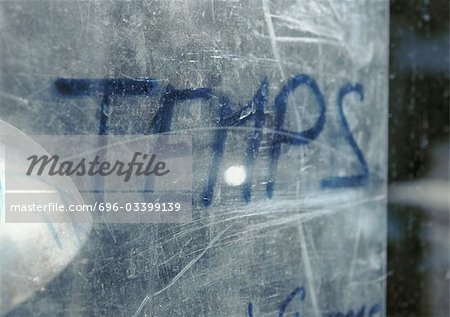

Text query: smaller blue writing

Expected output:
[247,287,382,317]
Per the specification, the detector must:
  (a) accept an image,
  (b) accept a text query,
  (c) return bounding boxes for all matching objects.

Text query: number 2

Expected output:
[321,84,369,188]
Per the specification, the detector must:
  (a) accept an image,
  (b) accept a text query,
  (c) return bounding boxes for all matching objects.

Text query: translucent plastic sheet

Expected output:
[0,1,389,316]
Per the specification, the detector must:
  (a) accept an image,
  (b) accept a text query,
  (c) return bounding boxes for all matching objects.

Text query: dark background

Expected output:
[388,0,449,316]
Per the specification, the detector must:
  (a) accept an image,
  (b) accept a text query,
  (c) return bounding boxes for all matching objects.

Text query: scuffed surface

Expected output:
[0,1,388,316]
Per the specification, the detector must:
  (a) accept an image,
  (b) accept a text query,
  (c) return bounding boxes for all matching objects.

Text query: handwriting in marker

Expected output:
[321,83,368,188]
[54,75,369,205]
[247,287,381,317]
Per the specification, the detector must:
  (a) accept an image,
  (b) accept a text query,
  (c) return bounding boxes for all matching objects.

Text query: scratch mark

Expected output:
[297,223,320,317]
[270,14,342,42]
[0,91,30,106]
[325,0,342,23]
[262,0,285,79]
[348,207,363,281]
[265,36,340,45]
[131,226,230,317]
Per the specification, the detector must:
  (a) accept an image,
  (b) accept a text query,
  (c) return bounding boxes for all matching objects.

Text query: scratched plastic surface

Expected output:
[0,1,388,316]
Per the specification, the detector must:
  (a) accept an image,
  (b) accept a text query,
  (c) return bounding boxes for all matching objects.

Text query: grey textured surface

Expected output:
[0,1,388,316]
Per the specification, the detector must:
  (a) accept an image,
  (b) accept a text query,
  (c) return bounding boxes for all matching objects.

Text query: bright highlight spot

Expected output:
[224,165,246,186]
